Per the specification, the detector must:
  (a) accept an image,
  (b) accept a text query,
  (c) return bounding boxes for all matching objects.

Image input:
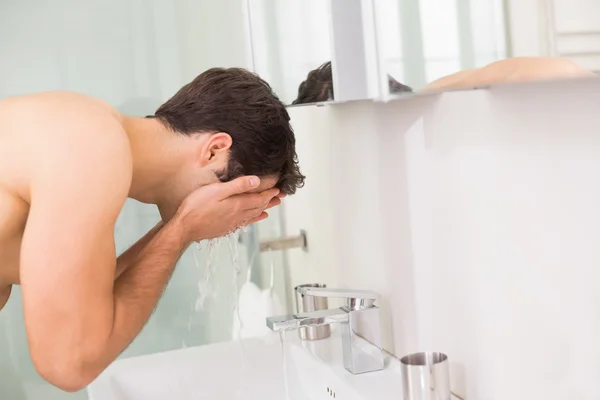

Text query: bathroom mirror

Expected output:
[247,0,335,105]
[247,0,510,105]
[373,0,509,95]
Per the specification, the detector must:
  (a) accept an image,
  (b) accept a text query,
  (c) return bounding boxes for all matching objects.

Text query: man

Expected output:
[424,57,596,90]
[0,67,305,391]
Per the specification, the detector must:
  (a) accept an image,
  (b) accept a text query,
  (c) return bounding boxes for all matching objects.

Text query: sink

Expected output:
[288,333,403,399]
[87,335,285,400]
[87,329,403,400]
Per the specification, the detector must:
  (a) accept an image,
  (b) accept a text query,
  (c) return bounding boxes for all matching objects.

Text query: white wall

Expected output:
[550,0,600,72]
[506,0,600,69]
[284,76,600,399]
[282,106,340,292]
[504,0,551,57]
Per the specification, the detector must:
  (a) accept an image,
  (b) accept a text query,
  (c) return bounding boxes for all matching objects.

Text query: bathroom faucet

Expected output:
[266,287,384,374]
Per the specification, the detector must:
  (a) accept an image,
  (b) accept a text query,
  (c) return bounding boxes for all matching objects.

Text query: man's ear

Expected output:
[198,132,232,167]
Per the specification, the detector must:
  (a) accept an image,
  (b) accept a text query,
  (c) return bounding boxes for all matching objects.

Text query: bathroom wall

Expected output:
[284,76,600,399]
[506,0,600,71]
[504,0,550,57]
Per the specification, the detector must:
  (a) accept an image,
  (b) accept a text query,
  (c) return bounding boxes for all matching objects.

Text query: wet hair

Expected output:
[153,67,305,195]
[292,61,413,105]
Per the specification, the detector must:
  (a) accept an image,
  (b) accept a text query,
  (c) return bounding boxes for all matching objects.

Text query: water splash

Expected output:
[280,331,292,400]
[228,230,251,399]
[227,231,243,343]
[204,238,221,283]
[192,241,203,270]
[195,238,221,311]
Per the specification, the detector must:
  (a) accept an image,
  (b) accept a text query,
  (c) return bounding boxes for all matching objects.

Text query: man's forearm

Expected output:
[88,218,190,377]
[115,221,164,279]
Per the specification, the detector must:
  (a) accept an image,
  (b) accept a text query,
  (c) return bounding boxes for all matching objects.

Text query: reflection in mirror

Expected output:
[422,56,597,91]
[248,0,334,105]
[376,0,509,93]
[291,61,413,105]
[375,0,598,94]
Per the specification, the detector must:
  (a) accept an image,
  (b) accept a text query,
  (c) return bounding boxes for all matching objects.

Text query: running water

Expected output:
[195,238,221,312]
[190,229,255,398]
[227,230,250,400]
[227,231,244,348]
[279,330,292,400]
[192,241,203,269]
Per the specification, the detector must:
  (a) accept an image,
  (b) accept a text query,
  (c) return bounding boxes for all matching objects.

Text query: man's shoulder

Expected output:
[4,91,122,121]
[0,92,132,208]
[5,91,132,177]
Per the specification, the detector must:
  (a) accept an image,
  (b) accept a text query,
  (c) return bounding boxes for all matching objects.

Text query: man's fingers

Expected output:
[246,212,269,225]
[218,176,261,198]
[260,188,280,200]
[236,188,280,211]
[264,196,282,211]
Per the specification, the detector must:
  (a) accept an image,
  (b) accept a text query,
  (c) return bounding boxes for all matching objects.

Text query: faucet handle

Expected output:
[298,287,378,310]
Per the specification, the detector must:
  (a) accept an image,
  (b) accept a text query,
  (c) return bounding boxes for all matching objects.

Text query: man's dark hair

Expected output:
[292,61,413,105]
[154,67,304,195]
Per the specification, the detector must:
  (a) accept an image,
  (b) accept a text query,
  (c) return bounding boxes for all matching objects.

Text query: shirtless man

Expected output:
[0,67,304,391]
[424,57,597,90]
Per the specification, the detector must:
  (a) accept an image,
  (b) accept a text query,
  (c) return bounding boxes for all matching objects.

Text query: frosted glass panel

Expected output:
[0,1,289,399]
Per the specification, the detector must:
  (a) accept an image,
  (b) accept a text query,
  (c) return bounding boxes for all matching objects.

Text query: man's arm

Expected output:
[19,104,279,392]
[115,221,164,279]
[19,111,178,391]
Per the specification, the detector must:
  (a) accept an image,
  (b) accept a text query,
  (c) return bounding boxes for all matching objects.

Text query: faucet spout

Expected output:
[267,308,349,332]
[266,286,385,375]
[297,287,378,310]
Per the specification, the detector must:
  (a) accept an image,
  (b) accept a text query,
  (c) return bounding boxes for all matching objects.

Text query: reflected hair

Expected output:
[292,61,413,105]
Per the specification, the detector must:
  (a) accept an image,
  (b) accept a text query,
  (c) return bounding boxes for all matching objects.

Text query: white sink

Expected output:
[87,329,403,400]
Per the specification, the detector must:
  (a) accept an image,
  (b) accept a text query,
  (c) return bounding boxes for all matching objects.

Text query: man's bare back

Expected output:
[424,57,597,91]
[0,92,123,310]
[0,92,125,289]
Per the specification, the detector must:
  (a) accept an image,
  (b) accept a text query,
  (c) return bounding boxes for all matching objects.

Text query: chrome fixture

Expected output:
[266,287,384,374]
[259,230,308,252]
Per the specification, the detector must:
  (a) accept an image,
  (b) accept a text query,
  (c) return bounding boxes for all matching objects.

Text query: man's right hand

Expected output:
[173,176,282,243]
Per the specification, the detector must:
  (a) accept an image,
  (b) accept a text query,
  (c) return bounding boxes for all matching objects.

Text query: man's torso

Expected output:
[0,92,125,311]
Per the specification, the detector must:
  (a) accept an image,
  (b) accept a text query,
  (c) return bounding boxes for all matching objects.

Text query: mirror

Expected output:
[248,0,510,105]
[375,0,598,94]
[247,0,335,105]
[374,0,509,94]
[248,0,597,105]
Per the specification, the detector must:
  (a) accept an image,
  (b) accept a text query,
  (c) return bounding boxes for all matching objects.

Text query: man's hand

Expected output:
[173,176,282,243]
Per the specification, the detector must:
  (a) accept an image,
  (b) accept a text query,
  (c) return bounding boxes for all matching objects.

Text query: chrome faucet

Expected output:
[266,287,384,374]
